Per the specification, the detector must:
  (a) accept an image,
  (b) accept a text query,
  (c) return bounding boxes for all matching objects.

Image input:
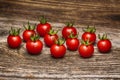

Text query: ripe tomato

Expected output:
[62,22,77,39]
[97,34,112,53]
[78,40,94,58]
[7,28,22,48]
[66,33,79,51]
[50,38,66,58]
[44,29,58,47]
[36,17,51,37]
[23,22,36,42]
[82,26,96,44]
[26,34,43,55]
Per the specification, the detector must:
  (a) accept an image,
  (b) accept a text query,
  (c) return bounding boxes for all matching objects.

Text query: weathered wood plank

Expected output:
[0,0,120,28]
[0,0,120,79]
[0,25,120,79]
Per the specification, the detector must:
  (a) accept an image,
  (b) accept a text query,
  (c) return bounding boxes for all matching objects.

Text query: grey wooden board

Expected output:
[0,0,120,80]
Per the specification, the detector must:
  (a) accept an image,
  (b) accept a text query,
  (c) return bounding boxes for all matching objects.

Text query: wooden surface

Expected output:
[0,0,120,80]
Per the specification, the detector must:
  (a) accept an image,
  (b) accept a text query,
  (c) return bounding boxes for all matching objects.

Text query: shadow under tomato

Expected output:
[79,54,95,59]
[6,43,23,50]
[44,44,51,48]
[93,41,97,46]
[97,49,112,54]
[50,55,65,59]
[26,51,43,56]
[67,48,78,52]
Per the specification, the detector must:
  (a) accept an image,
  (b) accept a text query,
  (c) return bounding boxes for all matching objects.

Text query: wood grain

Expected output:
[0,0,120,80]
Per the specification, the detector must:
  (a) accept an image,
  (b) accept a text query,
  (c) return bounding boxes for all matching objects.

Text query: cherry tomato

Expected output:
[44,29,58,47]
[66,33,79,51]
[82,26,96,44]
[23,22,36,42]
[97,34,112,53]
[36,17,51,37]
[62,22,77,39]
[26,34,43,55]
[78,40,94,58]
[50,38,66,58]
[7,28,22,48]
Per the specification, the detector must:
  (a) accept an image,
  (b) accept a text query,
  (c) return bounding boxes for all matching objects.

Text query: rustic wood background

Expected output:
[0,0,120,80]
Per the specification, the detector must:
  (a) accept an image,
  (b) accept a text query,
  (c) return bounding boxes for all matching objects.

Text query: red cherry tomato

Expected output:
[50,44,66,58]
[36,17,51,37]
[7,28,21,48]
[97,34,112,53]
[23,22,36,42]
[7,35,21,48]
[82,32,96,43]
[23,30,35,42]
[66,33,79,51]
[50,38,66,58]
[82,26,96,43]
[26,35,43,55]
[44,29,58,47]
[78,40,94,58]
[62,23,77,39]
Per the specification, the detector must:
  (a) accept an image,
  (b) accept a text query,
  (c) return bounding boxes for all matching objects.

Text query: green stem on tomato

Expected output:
[9,27,21,36]
[30,34,40,42]
[66,22,74,27]
[98,33,108,40]
[56,38,65,46]
[81,39,92,46]
[69,32,78,38]
[40,16,47,24]
[83,25,96,33]
[49,29,58,36]
[23,21,36,30]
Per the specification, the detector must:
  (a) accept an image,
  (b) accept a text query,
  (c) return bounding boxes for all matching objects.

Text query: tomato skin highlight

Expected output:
[23,30,35,42]
[26,40,43,55]
[44,34,58,47]
[7,35,22,48]
[97,39,112,53]
[36,23,51,37]
[78,44,94,58]
[50,44,66,58]
[82,32,96,44]
[66,38,79,51]
[62,27,77,39]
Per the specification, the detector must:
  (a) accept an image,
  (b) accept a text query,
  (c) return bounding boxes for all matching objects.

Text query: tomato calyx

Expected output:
[66,22,74,27]
[30,34,40,42]
[69,32,78,38]
[83,25,96,33]
[9,27,21,36]
[98,33,108,40]
[39,16,47,24]
[81,39,92,46]
[48,29,58,36]
[23,21,35,30]
[55,38,65,46]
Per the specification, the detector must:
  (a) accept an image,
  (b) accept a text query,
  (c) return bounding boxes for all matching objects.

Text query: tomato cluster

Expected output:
[7,17,112,58]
